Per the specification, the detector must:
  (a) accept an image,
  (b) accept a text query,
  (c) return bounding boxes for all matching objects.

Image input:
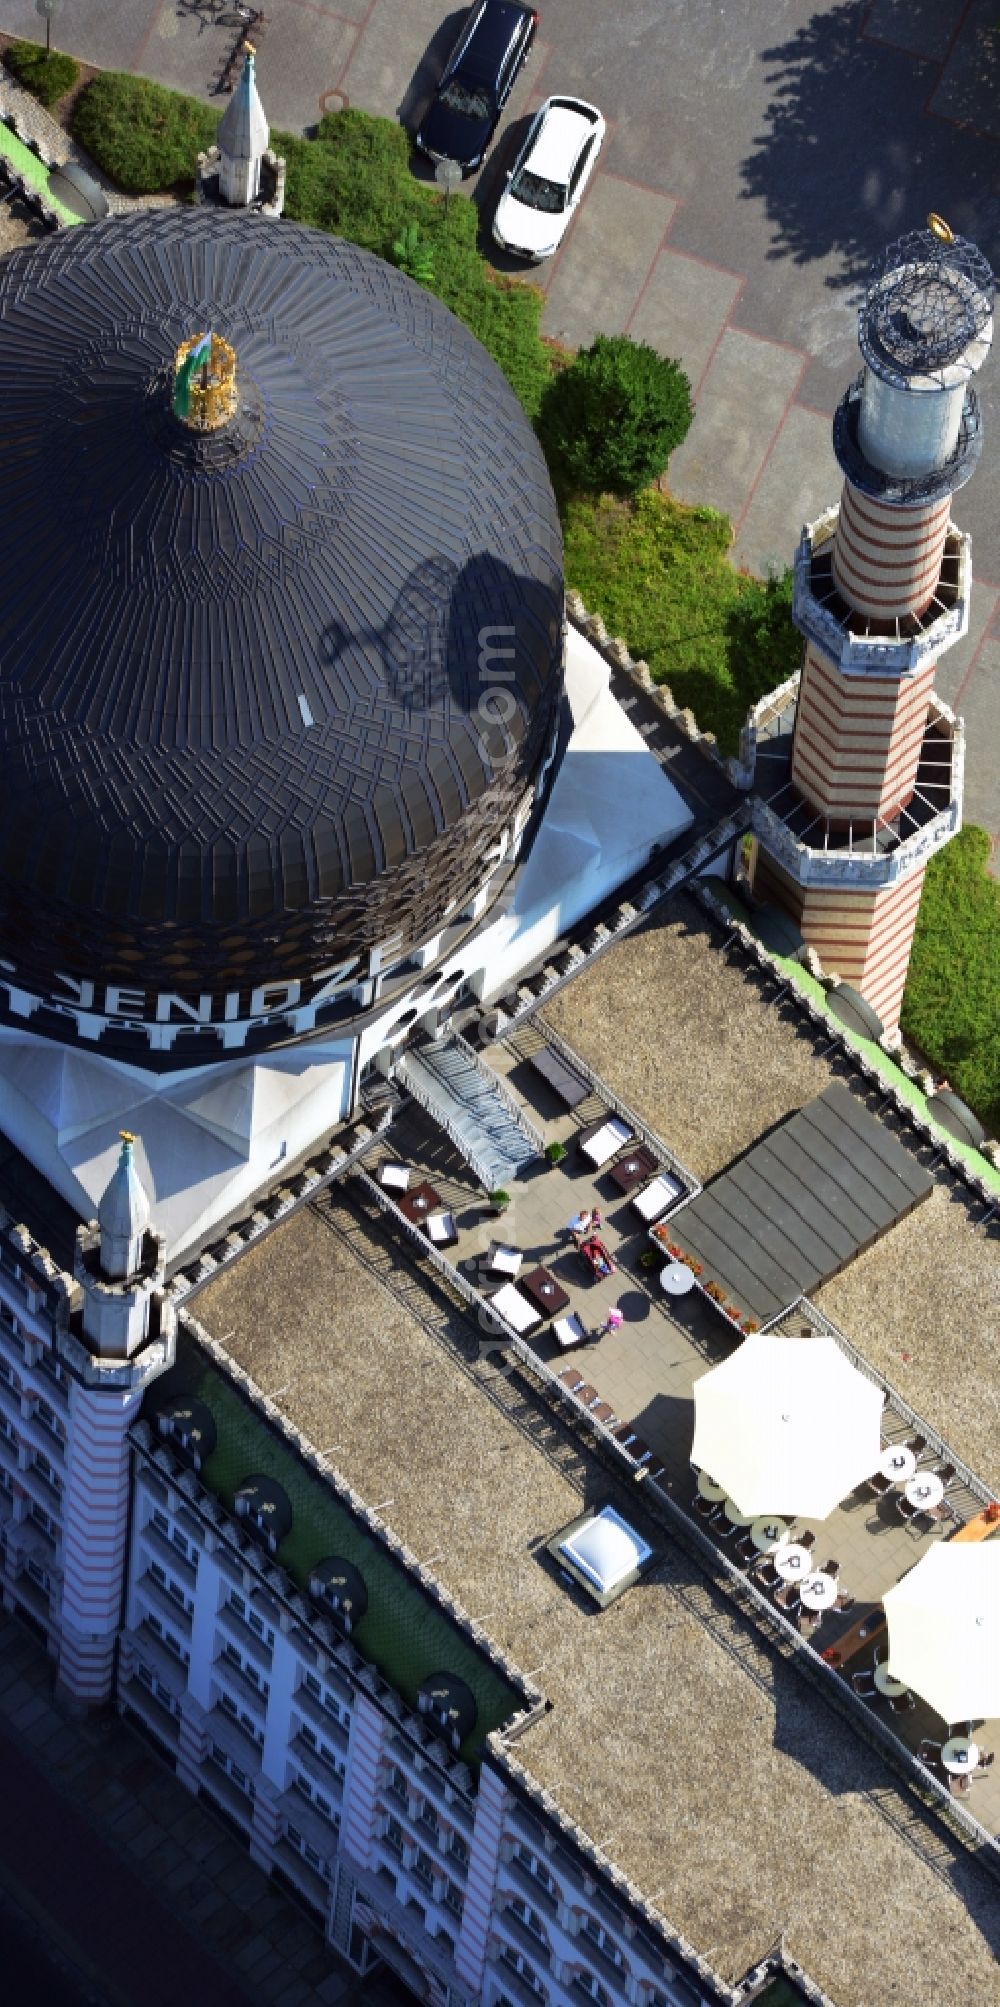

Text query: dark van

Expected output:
[415,0,538,174]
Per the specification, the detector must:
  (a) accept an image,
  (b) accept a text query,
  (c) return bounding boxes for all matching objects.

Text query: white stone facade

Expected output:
[119,1439,716,2007]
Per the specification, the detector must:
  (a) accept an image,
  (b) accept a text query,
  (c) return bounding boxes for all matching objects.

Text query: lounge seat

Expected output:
[578,1114,633,1168]
[552,1313,586,1351]
[424,1211,458,1249]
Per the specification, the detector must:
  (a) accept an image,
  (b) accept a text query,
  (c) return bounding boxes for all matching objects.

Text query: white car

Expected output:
[492,95,605,260]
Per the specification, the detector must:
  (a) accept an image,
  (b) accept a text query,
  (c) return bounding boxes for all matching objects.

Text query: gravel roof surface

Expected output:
[195,1202,1000,2006]
[544,897,837,1182]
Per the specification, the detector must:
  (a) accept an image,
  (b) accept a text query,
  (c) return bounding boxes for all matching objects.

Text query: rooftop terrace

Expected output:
[194,1178,1000,2005]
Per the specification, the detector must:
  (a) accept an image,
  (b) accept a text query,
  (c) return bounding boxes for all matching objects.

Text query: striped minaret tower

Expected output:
[748,218,993,1033]
[59,1134,175,1707]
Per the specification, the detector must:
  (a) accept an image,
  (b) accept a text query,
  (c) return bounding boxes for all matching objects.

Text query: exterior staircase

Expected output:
[396,1033,542,1191]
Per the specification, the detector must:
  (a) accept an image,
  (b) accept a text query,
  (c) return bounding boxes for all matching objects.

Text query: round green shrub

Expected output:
[5,40,79,108]
[539,334,693,494]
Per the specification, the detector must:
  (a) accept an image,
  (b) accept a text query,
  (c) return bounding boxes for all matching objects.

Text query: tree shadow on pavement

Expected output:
[739,1,1000,288]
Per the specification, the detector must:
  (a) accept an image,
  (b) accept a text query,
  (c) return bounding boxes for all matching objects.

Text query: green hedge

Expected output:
[560,487,801,753]
[5,40,79,108]
[71,72,217,192]
[901,825,1000,1134]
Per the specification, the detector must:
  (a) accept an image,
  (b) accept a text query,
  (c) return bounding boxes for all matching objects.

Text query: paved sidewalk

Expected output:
[0,1615,395,2007]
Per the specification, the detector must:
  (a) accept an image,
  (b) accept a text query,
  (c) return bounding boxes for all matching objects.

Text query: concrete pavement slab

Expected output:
[337,0,448,125]
[731,402,842,578]
[928,0,1000,138]
[541,174,675,346]
[864,0,968,64]
[950,636,1000,838]
[668,328,804,528]
[931,579,1000,709]
[142,7,358,133]
[625,246,742,395]
[0,0,164,73]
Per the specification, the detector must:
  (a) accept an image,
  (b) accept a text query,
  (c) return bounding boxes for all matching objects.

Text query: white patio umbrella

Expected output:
[690,1332,885,1520]
[882,1544,1000,1724]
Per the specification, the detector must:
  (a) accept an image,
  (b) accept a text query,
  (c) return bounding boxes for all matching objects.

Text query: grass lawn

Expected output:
[559,486,801,753]
[901,825,1000,1135]
[3,40,78,108]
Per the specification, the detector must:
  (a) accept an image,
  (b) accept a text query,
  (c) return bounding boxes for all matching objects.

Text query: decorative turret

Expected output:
[743,218,993,1034]
[218,46,269,206]
[196,47,286,215]
[61,1132,175,1709]
[75,1132,167,1359]
[98,1131,149,1279]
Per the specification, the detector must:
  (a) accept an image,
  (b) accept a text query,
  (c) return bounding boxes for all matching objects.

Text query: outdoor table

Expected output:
[773,1542,812,1582]
[750,1516,787,1552]
[722,1498,754,1526]
[942,1737,980,1773]
[873,1662,908,1697]
[799,1571,838,1612]
[609,1145,658,1195]
[398,1180,442,1224]
[661,1262,695,1298]
[695,1471,728,1502]
[906,1472,945,1511]
[520,1265,571,1318]
[879,1444,916,1484]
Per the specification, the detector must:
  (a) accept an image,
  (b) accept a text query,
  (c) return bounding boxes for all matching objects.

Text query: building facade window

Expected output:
[298,1720,344,1777]
[580,1914,627,1972]
[571,1974,612,2006]
[508,1896,549,1947]
[499,1945,545,1997]
[512,1841,558,1903]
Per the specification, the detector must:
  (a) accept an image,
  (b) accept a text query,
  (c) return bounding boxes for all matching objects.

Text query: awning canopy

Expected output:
[883,1544,1000,1724]
[691,1332,885,1519]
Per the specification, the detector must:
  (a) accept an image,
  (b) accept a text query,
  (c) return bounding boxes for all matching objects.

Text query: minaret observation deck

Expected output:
[744,219,993,1033]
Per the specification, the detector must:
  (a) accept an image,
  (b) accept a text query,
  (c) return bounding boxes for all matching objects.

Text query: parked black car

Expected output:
[415,0,538,175]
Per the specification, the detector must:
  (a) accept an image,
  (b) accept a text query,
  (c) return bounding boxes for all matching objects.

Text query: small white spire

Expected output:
[218,48,270,206]
[98,1131,149,1280]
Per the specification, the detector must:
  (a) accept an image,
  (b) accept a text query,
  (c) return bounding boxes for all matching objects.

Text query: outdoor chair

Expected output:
[863,1471,893,1501]
[734,1533,757,1565]
[895,1494,923,1528]
[486,1241,522,1276]
[851,1669,877,1698]
[834,1591,856,1614]
[798,1609,821,1639]
[918,1740,943,1766]
[644,1457,667,1484]
[774,1581,800,1614]
[935,1462,957,1488]
[890,1689,916,1714]
[558,1367,585,1396]
[693,1492,717,1520]
[821,1558,840,1580]
[798,1530,816,1552]
[949,1773,971,1798]
[589,1400,618,1428]
[906,1433,929,1461]
[977,1750,995,1769]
